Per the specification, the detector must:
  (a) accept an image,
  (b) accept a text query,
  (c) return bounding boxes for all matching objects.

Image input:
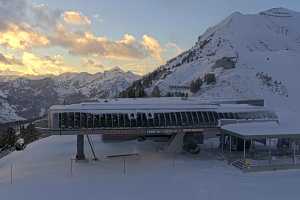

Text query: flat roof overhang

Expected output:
[221,121,300,140]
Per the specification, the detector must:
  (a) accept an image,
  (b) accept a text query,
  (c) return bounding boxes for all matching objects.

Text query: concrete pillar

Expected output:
[293,141,296,165]
[243,139,246,160]
[229,136,232,153]
[76,134,85,160]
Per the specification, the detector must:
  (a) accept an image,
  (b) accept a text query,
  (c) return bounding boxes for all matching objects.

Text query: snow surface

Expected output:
[0,135,300,200]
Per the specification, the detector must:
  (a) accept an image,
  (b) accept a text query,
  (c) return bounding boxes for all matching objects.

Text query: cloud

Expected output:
[63,11,91,25]
[50,26,148,60]
[142,35,163,63]
[84,58,104,69]
[93,14,104,23]
[0,23,49,49]
[0,53,23,65]
[165,42,183,55]
[21,52,73,75]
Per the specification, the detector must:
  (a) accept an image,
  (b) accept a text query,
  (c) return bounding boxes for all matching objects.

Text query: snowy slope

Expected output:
[128,8,300,114]
[0,135,299,200]
[0,68,139,122]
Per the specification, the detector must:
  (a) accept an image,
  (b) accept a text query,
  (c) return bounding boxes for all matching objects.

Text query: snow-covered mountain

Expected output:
[0,67,139,122]
[124,8,300,113]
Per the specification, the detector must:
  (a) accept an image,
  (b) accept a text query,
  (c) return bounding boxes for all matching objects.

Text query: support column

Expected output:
[293,141,296,165]
[76,134,85,160]
[229,136,232,153]
[268,138,272,165]
[243,139,246,160]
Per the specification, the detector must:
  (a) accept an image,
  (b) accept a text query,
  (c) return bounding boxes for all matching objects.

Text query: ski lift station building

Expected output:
[37,97,300,164]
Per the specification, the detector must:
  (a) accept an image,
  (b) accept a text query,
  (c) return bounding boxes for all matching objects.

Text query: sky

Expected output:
[0,0,299,76]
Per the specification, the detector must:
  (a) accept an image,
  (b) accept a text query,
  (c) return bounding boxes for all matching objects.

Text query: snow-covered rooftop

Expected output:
[222,119,300,139]
[49,97,267,113]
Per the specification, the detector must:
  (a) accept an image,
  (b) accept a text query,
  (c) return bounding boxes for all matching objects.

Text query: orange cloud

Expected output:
[142,35,163,63]
[63,11,91,25]
[21,52,73,75]
[50,25,147,60]
[0,23,49,50]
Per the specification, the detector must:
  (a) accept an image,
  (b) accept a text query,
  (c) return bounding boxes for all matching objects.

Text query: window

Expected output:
[202,112,209,123]
[130,114,137,127]
[192,112,199,124]
[80,113,87,128]
[74,112,80,128]
[87,114,93,128]
[213,112,219,121]
[186,112,193,125]
[124,114,130,127]
[112,114,118,127]
[67,112,74,128]
[170,113,177,126]
[158,113,165,127]
[119,114,125,128]
[137,113,142,127]
[175,112,182,125]
[197,112,204,123]
[141,113,148,127]
[165,113,171,126]
[106,114,112,127]
[94,114,100,128]
[154,113,159,127]
[181,112,188,125]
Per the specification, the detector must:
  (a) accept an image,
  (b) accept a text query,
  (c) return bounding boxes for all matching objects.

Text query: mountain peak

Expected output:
[259,7,296,17]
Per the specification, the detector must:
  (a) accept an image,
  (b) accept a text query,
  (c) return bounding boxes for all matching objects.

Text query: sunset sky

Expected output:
[0,0,299,76]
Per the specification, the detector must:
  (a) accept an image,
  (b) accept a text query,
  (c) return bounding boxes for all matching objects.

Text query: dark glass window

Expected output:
[154,113,159,127]
[213,112,219,121]
[137,113,142,127]
[74,112,80,128]
[94,114,100,128]
[208,112,215,122]
[81,113,87,128]
[181,112,188,125]
[176,112,182,125]
[197,112,204,123]
[202,112,209,123]
[124,114,130,127]
[218,113,224,119]
[106,114,112,127]
[87,114,93,128]
[147,113,154,127]
[111,114,117,127]
[130,114,137,127]
[141,113,148,127]
[67,112,74,128]
[186,112,193,125]
[158,113,165,126]
[165,113,171,126]
[119,114,125,128]
[170,113,177,126]
[192,112,199,124]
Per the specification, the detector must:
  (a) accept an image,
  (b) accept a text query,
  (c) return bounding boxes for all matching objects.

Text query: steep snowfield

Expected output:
[0,135,299,200]
[135,8,300,116]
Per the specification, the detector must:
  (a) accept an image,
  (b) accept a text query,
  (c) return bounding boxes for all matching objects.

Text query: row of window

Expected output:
[217,111,277,120]
[54,111,219,129]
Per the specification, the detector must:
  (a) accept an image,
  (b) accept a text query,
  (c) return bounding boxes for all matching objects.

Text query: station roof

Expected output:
[49,97,267,113]
[222,120,300,139]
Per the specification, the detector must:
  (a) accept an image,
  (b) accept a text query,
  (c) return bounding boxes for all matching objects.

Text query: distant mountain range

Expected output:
[0,67,139,123]
[123,8,300,114]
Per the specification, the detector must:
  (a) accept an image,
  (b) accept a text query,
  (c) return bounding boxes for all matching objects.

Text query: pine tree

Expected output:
[151,86,161,97]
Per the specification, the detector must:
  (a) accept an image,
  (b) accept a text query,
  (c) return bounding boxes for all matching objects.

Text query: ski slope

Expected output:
[0,135,299,200]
